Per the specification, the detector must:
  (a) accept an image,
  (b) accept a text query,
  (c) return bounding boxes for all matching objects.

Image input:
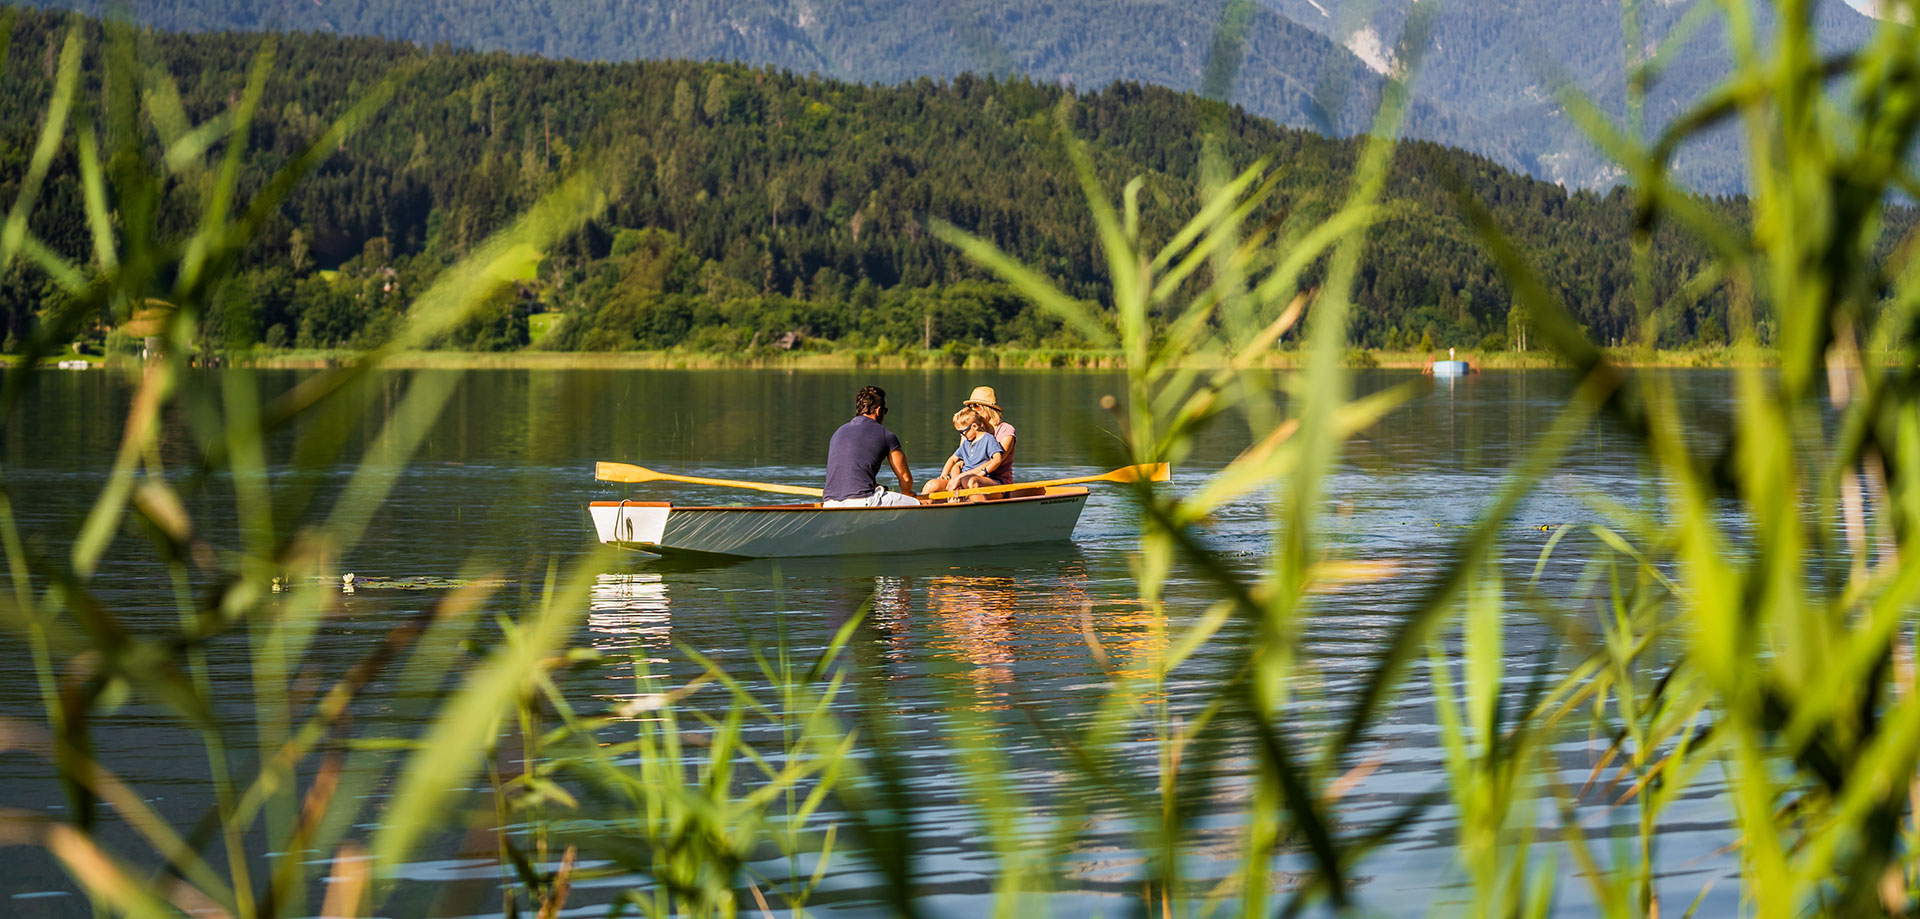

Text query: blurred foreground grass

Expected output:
[6,1,1920,917]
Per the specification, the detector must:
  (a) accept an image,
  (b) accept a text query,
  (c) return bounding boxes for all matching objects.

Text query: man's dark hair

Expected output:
[854,385,887,416]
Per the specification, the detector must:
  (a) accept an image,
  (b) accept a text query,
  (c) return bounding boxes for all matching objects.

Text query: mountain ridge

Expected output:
[18,0,1899,192]
[1262,0,1883,190]
[8,0,1555,183]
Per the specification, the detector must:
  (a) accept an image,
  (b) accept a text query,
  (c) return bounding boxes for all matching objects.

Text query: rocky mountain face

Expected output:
[1260,0,1882,190]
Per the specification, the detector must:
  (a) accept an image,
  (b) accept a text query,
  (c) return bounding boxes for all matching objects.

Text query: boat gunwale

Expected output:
[588,486,1090,513]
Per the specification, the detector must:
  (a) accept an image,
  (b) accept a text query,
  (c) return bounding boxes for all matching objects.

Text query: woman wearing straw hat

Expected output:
[963,385,1016,487]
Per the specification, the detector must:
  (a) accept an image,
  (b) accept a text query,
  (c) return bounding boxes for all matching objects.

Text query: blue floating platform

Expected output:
[1430,360,1472,377]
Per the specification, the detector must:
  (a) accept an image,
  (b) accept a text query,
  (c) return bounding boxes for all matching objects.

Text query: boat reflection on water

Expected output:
[587,572,671,658]
[865,574,916,668]
[588,543,1171,713]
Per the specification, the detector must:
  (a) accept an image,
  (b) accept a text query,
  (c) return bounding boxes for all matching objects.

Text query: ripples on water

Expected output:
[0,369,1756,916]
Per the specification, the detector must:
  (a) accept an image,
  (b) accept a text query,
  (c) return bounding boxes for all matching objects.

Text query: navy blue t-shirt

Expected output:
[824,414,904,500]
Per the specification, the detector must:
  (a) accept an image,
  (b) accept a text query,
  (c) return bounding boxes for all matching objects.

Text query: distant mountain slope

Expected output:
[10,0,1897,193]
[6,0,1532,179]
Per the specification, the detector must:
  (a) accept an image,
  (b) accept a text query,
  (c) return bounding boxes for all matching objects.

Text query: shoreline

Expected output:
[20,346,1787,372]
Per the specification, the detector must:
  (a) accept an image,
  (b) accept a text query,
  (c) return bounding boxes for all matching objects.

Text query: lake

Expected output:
[0,367,1747,917]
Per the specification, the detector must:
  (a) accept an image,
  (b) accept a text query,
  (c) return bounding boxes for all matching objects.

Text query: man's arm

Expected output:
[888,448,915,495]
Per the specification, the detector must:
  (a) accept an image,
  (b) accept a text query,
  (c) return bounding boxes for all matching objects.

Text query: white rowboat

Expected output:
[589,486,1091,558]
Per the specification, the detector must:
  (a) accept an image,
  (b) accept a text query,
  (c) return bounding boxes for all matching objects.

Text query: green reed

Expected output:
[936,0,1920,916]
[482,606,863,919]
[10,0,1920,917]
[0,12,628,918]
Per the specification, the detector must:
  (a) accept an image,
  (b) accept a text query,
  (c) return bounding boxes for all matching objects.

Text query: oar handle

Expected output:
[922,463,1169,502]
[595,461,824,497]
[921,482,1037,502]
[662,475,823,497]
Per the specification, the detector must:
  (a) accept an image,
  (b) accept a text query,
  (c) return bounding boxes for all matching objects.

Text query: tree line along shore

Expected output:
[1,7,1908,362]
[5,346,1799,372]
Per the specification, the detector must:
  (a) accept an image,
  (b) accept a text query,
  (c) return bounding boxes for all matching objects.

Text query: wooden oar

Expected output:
[595,462,824,498]
[922,463,1170,503]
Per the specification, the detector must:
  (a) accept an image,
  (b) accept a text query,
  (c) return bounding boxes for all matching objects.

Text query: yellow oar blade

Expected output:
[595,461,656,483]
[595,461,824,498]
[1114,462,1171,483]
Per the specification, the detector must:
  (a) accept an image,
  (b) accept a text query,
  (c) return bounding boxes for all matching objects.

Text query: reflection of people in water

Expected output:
[921,561,1179,708]
[927,575,1022,702]
[738,554,1166,715]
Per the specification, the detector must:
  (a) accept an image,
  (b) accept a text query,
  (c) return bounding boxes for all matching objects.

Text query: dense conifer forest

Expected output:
[0,7,1860,356]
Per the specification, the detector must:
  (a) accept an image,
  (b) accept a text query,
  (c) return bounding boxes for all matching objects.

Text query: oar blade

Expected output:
[595,461,656,483]
[1109,462,1171,483]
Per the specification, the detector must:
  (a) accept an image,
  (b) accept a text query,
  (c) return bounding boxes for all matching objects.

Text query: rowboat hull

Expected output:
[589,487,1090,558]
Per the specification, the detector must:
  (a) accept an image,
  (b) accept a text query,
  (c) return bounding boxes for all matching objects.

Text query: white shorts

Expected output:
[822,486,922,508]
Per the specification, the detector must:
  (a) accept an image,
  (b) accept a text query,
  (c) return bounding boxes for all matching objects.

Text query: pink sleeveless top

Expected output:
[991,421,1016,484]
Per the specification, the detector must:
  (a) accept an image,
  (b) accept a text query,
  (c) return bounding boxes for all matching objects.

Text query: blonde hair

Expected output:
[967,402,1002,427]
[953,408,983,431]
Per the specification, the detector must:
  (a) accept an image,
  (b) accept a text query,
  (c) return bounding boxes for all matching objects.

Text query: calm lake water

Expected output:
[0,368,1748,917]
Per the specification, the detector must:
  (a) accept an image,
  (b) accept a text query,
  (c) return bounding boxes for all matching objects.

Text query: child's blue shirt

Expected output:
[953,432,1004,471]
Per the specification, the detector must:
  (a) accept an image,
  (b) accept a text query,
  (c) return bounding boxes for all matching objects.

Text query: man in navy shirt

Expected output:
[823,385,921,507]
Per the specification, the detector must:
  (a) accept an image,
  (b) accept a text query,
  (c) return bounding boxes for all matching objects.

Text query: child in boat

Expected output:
[963,385,1016,486]
[920,409,1005,501]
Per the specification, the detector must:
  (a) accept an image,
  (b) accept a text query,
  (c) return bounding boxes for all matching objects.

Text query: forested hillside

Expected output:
[0,8,1787,355]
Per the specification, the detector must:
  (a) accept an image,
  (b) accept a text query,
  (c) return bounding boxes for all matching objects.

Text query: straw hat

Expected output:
[963,385,1002,411]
